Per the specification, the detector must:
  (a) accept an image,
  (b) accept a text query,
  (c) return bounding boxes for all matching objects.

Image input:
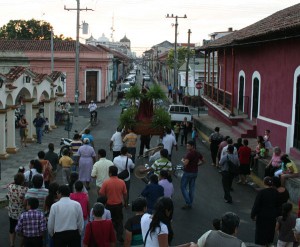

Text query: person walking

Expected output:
[209,127,223,167]
[33,113,45,144]
[167,84,173,98]
[237,139,251,184]
[162,127,177,160]
[173,122,180,142]
[70,133,83,171]
[110,126,124,159]
[181,140,204,209]
[219,145,240,204]
[180,117,190,146]
[123,127,138,163]
[99,166,127,243]
[251,176,280,246]
[141,174,164,214]
[78,138,96,190]
[59,148,73,184]
[159,170,174,198]
[139,135,151,156]
[83,203,116,247]
[48,185,84,247]
[15,197,47,247]
[19,114,28,147]
[7,173,28,247]
[113,146,135,208]
[197,212,246,247]
[124,197,147,247]
[81,128,95,147]
[45,143,59,173]
[275,202,296,247]
[91,149,113,191]
[37,151,53,189]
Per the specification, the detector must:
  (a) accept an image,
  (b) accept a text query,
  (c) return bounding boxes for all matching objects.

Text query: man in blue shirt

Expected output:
[33,113,45,144]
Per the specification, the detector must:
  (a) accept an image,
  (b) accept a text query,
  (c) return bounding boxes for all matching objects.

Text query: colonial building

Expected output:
[198,3,300,155]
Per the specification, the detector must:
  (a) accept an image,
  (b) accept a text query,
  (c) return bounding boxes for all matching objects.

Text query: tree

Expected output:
[166,47,195,69]
[0,19,73,40]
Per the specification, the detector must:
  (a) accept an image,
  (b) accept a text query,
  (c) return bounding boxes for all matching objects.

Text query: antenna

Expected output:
[110,13,115,42]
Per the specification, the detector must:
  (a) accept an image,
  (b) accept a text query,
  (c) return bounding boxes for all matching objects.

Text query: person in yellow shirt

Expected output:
[59,148,74,184]
[123,128,137,163]
[279,154,299,187]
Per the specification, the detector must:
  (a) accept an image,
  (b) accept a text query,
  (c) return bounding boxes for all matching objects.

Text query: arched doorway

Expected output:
[252,78,260,119]
[293,75,300,149]
[238,75,245,112]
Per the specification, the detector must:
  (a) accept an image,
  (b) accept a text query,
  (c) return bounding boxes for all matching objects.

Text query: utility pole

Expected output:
[64,1,93,117]
[185,29,191,96]
[166,14,187,103]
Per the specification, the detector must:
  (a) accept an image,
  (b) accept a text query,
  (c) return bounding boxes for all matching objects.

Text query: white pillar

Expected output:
[44,100,51,130]
[24,99,35,142]
[0,110,8,159]
[6,108,18,153]
[50,98,56,129]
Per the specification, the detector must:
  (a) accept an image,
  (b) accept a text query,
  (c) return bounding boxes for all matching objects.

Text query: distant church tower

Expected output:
[120,35,131,50]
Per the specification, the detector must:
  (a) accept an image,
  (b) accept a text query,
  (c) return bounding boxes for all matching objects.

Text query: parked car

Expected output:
[168,104,192,123]
[143,74,150,81]
[118,83,131,99]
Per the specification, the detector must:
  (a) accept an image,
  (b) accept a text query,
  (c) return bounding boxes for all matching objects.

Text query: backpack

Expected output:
[227,155,239,176]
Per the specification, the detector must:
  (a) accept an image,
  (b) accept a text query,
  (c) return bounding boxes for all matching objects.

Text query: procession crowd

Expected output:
[6,120,300,247]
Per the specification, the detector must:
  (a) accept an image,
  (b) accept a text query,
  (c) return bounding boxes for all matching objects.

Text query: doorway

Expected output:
[293,76,300,149]
[252,78,260,119]
[86,71,98,102]
[238,76,245,112]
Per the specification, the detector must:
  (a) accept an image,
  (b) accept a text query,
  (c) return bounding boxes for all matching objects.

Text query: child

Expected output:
[90,196,111,221]
[15,197,47,247]
[59,148,73,184]
[275,202,296,247]
[191,126,198,148]
[264,129,272,153]
[44,118,49,133]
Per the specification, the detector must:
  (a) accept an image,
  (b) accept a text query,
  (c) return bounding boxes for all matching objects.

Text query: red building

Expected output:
[198,4,300,156]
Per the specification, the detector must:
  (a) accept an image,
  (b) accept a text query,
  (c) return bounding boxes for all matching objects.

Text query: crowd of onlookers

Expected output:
[209,127,300,246]
[6,123,300,247]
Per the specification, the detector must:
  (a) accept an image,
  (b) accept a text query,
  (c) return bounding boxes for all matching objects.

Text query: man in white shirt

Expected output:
[110,127,124,159]
[113,146,135,207]
[88,100,97,121]
[48,185,84,247]
[91,149,113,190]
[162,127,178,160]
[220,138,238,161]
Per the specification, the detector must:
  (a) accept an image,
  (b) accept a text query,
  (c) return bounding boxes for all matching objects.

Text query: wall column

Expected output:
[6,107,18,153]
[23,98,35,142]
[50,98,57,129]
[0,110,8,159]
[43,99,51,130]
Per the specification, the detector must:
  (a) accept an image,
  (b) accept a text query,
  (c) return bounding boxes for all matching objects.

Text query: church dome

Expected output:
[120,35,130,42]
[98,33,109,42]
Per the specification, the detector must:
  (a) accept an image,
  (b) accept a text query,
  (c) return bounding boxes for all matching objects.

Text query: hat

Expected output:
[294,218,300,233]
[83,138,90,144]
[134,165,148,179]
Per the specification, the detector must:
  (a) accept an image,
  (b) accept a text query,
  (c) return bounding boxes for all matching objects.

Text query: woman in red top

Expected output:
[70,181,90,245]
[238,139,251,184]
[83,203,116,247]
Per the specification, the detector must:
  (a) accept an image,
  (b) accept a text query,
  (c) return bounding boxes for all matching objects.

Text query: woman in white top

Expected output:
[141,197,173,247]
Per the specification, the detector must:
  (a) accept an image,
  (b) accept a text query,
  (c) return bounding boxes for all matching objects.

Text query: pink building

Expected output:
[198,4,300,155]
[0,40,129,103]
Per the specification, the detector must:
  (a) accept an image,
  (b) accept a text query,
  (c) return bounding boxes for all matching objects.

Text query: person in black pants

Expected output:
[209,127,223,166]
[219,145,240,204]
[180,117,190,146]
[139,135,151,156]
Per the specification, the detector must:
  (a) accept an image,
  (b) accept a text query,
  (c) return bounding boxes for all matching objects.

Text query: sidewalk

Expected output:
[0,95,116,204]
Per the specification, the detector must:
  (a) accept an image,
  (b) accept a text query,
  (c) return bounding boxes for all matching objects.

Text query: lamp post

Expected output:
[64,1,93,117]
[166,14,187,103]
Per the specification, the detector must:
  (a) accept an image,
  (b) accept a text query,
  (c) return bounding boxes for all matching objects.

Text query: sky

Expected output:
[0,0,299,56]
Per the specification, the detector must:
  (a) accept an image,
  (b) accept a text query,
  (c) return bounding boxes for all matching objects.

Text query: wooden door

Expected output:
[252,78,259,119]
[238,76,244,112]
[294,76,300,149]
[86,71,98,102]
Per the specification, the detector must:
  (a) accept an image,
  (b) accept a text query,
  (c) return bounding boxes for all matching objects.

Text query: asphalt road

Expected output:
[0,71,258,246]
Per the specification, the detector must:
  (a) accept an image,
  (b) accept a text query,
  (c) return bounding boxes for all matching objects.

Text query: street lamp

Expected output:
[166,13,187,103]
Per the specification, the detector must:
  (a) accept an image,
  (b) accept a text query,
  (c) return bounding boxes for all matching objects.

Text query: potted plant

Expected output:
[151,107,171,130]
[119,107,137,130]
[146,84,167,108]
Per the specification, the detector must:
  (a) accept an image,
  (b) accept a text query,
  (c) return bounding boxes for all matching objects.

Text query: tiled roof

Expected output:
[4,66,27,81]
[200,3,300,50]
[49,71,63,82]
[0,40,103,52]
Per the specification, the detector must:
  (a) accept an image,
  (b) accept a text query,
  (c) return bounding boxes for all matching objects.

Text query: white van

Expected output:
[168,105,192,122]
